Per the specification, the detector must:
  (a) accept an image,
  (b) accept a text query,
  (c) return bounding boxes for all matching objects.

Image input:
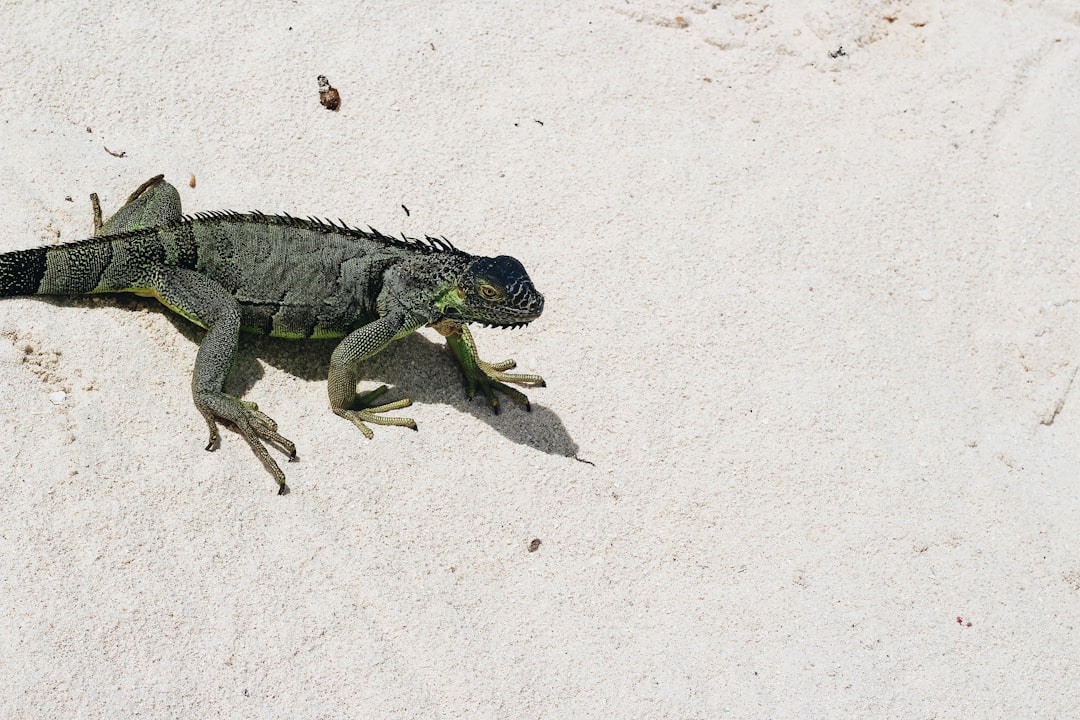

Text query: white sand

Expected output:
[1,1,1079,716]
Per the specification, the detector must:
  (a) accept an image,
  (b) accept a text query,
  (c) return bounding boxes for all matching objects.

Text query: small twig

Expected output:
[1041,366,1078,426]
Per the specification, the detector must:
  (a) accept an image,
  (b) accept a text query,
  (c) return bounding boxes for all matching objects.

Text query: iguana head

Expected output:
[437,255,544,328]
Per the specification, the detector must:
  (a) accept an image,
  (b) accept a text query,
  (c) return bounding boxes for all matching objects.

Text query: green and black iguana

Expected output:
[0,175,544,493]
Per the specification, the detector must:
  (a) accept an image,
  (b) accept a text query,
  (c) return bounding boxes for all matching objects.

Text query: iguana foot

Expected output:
[462,357,546,414]
[333,385,418,439]
[441,324,544,414]
[197,393,297,494]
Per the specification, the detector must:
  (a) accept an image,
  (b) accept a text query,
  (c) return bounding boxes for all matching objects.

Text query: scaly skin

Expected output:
[0,176,545,494]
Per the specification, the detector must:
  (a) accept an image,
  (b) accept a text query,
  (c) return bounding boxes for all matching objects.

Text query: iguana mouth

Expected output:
[440,307,465,321]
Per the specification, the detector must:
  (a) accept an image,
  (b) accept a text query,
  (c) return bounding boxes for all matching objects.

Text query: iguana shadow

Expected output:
[44,295,579,459]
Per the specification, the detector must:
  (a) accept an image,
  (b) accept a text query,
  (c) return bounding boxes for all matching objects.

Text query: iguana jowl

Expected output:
[0,176,545,493]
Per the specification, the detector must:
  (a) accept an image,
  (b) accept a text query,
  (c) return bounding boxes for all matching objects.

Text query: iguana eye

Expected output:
[478,283,501,300]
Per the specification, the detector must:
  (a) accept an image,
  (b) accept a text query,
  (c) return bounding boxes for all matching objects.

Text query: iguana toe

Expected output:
[196,392,296,493]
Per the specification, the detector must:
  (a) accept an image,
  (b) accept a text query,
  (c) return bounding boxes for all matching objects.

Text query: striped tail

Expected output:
[0,237,115,297]
[0,246,49,296]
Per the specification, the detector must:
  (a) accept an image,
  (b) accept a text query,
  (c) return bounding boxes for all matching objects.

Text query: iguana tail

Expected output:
[0,246,50,296]
[0,235,142,297]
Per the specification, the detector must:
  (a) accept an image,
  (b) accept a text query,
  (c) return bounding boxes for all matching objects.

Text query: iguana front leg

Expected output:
[434,321,545,413]
[328,311,424,437]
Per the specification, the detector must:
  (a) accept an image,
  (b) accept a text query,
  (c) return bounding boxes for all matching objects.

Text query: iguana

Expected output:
[0,175,545,494]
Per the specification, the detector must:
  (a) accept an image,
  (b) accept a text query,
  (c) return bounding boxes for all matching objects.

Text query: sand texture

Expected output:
[1,1,1079,717]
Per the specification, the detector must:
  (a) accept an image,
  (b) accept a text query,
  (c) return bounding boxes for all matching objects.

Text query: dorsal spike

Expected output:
[177,211,467,255]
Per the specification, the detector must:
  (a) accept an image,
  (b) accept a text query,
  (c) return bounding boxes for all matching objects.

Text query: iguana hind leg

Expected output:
[87,177,295,492]
[150,266,297,494]
[92,175,181,236]
[440,323,544,414]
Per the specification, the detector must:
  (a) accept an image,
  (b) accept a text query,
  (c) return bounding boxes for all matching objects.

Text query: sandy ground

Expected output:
[1,0,1079,717]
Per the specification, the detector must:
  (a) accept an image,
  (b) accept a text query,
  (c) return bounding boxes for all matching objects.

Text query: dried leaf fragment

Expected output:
[318,75,341,111]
